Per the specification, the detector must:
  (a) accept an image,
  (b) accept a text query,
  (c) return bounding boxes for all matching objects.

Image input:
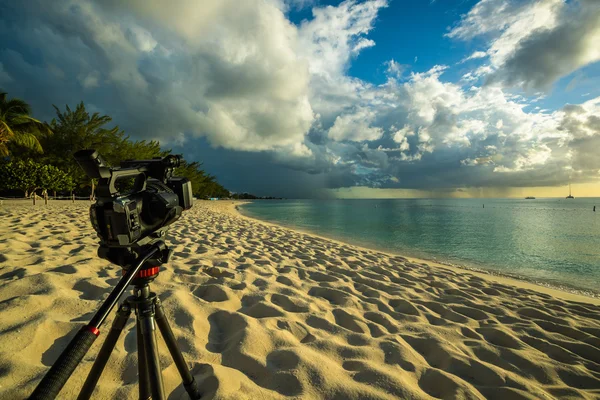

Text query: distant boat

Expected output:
[566,184,574,199]
[525,196,535,199]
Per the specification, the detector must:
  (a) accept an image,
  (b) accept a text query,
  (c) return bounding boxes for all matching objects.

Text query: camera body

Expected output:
[74,149,193,265]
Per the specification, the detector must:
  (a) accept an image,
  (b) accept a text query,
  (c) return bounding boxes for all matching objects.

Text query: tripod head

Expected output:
[73,149,196,281]
[99,238,172,284]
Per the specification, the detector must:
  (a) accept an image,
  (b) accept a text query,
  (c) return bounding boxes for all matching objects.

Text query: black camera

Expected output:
[74,149,193,266]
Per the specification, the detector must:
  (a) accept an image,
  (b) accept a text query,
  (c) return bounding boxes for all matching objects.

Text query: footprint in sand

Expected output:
[48,265,77,274]
[192,284,230,302]
[72,279,110,300]
[270,293,310,313]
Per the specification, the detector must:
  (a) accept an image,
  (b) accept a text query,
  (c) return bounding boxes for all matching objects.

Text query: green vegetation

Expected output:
[0,159,74,197]
[0,92,47,156]
[0,91,229,199]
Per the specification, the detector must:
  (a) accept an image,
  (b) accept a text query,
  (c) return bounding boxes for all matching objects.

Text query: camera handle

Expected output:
[29,242,166,400]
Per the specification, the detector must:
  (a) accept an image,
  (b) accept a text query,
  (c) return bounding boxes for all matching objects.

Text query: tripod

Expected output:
[30,241,202,400]
[78,282,198,400]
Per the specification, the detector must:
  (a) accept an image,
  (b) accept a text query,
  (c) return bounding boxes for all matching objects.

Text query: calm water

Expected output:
[240,198,600,294]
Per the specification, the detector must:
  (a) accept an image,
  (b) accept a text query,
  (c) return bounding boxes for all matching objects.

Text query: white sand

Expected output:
[1,200,600,399]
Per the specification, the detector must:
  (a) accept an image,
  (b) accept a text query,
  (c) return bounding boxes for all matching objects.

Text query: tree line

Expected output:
[0,91,230,199]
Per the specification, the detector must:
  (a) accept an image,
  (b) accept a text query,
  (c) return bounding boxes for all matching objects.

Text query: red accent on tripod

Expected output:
[86,326,100,336]
[137,266,160,278]
[121,266,160,278]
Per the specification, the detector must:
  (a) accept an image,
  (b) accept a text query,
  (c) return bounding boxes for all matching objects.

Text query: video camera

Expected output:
[74,149,193,267]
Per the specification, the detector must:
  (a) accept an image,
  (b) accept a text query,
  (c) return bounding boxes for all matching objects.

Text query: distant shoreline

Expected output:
[235,201,600,304]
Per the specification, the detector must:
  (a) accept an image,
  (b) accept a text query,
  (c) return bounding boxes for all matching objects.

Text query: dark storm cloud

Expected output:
[0,0,314,150]
[487,0,600,91]
[170,138,333,198]
[449,0,600,92]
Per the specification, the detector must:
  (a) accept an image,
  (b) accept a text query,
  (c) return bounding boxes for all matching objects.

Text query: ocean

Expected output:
[239,198,600,296]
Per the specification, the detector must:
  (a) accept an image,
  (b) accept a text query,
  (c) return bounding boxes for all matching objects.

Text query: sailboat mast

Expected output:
[567,183,574,199]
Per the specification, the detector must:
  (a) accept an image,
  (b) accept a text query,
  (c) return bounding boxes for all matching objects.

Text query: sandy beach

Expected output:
[1,200,600,399]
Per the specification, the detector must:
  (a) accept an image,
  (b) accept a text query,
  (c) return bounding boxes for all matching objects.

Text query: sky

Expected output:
[0,0,599,198]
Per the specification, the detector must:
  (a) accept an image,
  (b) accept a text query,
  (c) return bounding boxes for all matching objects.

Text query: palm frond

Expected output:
[0,120,15,140]
[3,100,31,120]
[12,131,43,153]
[11,114,43,125]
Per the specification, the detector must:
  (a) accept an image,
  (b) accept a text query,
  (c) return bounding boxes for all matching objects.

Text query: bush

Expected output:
[0,159,74,197]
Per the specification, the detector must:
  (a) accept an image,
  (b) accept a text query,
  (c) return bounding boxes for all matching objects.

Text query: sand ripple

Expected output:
[1,200,600,399]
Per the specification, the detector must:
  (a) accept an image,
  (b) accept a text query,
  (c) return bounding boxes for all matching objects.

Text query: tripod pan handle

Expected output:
[29,327,99,400]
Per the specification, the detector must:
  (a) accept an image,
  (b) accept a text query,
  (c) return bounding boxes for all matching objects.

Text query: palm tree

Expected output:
[0,91,47,156]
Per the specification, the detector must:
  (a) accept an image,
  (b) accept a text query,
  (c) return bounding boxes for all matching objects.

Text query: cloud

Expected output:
[0,62,12,84]
[328,108,384,141]
[0,0,598,196]
[385,59,406,78]
[296,0,388,127]
[281,0,317,11]
[489,2,600,90]
[459,51,488,63]
[557,97,600,175]
[392,125,414,151]
[78,71,100,89]
[312,63,597,189]
[0,0,314,153]
[298,0,387,80]
[448,0,600,91]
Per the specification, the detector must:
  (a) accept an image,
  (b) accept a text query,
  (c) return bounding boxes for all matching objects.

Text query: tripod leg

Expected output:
[138,300,166,400]
[77,303,132,400]
[137,318,151,400]
[155,299,202,399]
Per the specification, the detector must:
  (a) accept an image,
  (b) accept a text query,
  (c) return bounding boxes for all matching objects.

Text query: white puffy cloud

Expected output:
[493,145,552,172]
[297,0,388,123]
[298,0,387,80]
[328,108,384,142]
[392,125,414,151]
[556,97,600,174]
[385,59,405,78]
[322,63,593,188]
[447,0,561,41]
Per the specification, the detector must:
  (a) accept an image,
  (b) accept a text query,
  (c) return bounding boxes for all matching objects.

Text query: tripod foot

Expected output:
[183,377,202,400]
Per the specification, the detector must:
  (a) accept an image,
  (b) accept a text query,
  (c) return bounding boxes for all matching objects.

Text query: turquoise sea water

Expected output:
[240,198,600,295]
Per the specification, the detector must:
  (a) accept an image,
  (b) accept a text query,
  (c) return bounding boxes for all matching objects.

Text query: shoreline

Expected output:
[234,201,600,306]
[2,198,598,303]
